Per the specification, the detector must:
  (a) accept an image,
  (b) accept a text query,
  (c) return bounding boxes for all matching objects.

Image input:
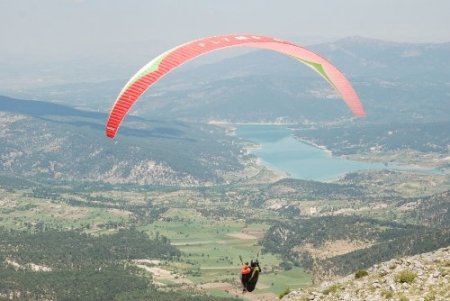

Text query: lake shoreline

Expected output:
[232,124,447,182]
[232,124,374,182]
[217,123,447,183]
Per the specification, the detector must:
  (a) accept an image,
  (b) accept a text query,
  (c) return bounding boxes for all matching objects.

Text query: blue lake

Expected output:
[235,125,388,182]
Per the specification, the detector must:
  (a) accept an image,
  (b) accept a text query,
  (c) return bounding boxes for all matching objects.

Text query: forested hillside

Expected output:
[0,95,247,186]
[262,214,450,276]
[294,122,450,155]
[0,228,237,301]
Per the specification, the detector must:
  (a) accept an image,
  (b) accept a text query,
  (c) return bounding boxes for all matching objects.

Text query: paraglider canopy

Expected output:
[106,34,365,138]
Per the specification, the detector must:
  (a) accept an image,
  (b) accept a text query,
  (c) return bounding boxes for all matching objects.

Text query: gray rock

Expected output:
[340,292,351,301]
[433,270,441,278]
[281,246,450,301]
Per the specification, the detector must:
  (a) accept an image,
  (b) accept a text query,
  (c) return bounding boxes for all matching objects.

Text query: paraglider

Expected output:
[240,255,261,292]
[106,34,365,138]
[245,259,261,292]
[240,261,252,291]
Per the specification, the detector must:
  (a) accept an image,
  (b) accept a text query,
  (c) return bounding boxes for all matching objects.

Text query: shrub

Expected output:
[381,289,393,299]
[280,261,293,271]
[355,269,369,279]
[395,269,416,284]
[398,294,409,301]
[424,292,436,301]
[279,287,290,299]
[323,284,340,295]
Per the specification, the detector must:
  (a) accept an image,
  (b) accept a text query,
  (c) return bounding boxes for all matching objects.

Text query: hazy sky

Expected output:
[1,0,450,63]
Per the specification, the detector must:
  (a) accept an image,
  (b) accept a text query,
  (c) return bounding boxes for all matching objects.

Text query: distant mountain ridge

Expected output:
[104,37,450,124]
[312,36,450,80]
[2,37,449,124]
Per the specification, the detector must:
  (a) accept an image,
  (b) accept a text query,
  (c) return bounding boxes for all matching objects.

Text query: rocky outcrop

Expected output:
[282,246,450,301]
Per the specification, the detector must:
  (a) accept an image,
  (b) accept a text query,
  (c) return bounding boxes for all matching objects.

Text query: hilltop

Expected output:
[282,245,450,301]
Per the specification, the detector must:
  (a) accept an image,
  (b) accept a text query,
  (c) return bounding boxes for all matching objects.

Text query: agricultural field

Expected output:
[0,184,312,300]
[141,208,312,298]
[1,167,448,300]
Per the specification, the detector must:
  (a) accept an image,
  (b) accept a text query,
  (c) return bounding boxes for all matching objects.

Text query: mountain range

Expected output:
[2,37,449,124]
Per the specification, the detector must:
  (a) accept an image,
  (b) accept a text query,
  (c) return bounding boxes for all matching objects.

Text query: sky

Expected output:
[1,0,450,63]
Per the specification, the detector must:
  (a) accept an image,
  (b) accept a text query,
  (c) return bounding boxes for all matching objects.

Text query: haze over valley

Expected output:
[1,6,449,300]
